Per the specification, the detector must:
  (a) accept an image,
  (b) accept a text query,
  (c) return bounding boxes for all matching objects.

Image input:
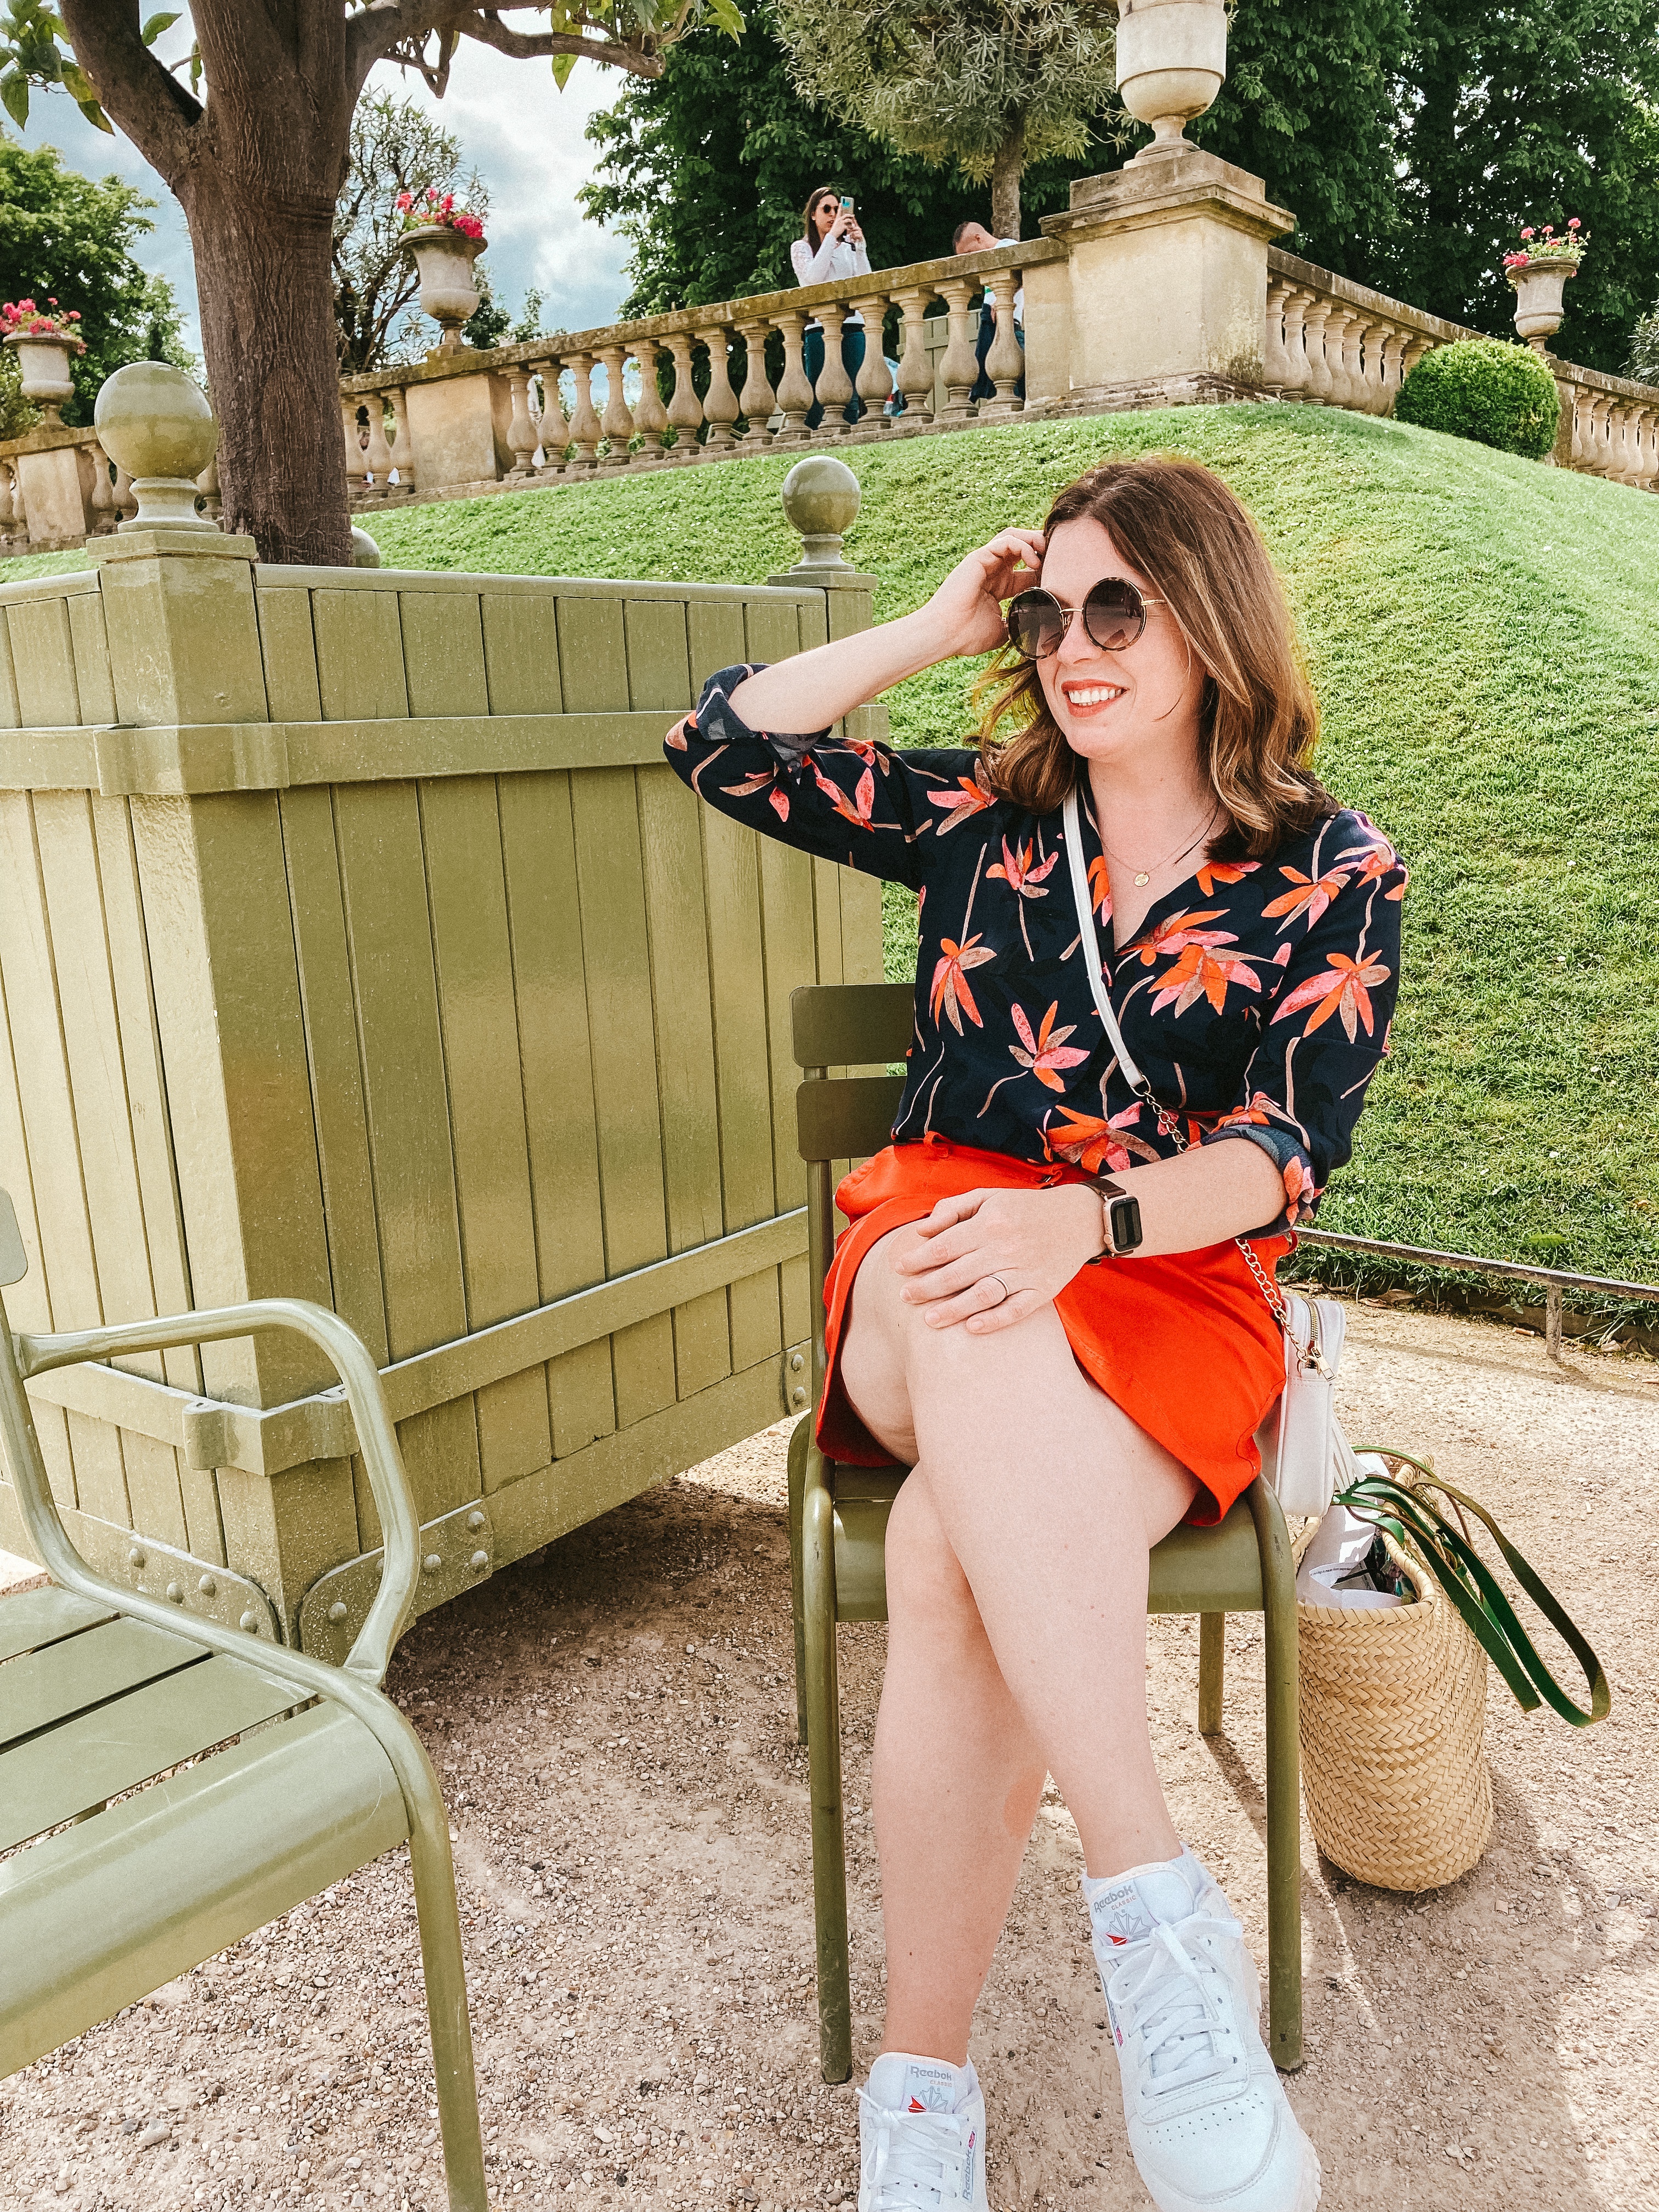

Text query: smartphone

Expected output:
[840,196,854,212]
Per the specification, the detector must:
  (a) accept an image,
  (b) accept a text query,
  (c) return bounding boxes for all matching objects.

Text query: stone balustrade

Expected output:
[1262,249,1474,415]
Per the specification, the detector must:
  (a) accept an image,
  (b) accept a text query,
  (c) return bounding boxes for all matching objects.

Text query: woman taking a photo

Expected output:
[793,182,873,428]
[665,456,1403,2212]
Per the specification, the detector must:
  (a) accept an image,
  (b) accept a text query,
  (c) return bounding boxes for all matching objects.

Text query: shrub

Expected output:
[1394,337,1560,460]
[1627,308,1659,385]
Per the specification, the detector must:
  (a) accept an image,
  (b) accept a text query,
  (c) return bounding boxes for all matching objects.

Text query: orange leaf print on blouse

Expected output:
[988,836,1058,899]
[1122,908,1228,966]
[1149,938,1263,1016]
[1271,951,1391,1041]
[1086,854,1112,920]
[1008,1001,1090,1091]
[926,760,998,832]
[1045,1102,1160,1172]
[930,934,996,1033]
[1261,865,1351,930]
[1194,856,1258,896]
[810,757,877,831]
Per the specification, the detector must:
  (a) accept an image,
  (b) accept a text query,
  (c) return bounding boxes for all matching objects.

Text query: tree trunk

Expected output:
[59,1,357,566]
[178,167,352,565]
[991,123,1025,241]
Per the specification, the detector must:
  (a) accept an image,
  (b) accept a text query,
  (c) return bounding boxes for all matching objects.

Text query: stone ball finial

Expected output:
[94,362,219,532]
[349,525,383,567]
[780,454,861,569]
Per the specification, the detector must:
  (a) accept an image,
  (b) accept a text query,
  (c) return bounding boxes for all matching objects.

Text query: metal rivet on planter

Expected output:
[467,1511,487,1532]
[128,1547,145,1570]
[198,1574,217,1597]
[422,1552,442,1577]
[470,1549,489,1572]
[329,1600,349,1623]
[239,1611,259,1633]
[166,1580,185,1604]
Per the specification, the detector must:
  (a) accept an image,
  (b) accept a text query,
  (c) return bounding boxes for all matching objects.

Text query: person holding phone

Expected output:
[664,454,1406,2212]
[792,183,874,428]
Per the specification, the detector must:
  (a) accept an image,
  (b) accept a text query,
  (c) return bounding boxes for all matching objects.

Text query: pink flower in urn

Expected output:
[1568,217,1582,230]
[1520,227,1534,240]
[396,191,413,211]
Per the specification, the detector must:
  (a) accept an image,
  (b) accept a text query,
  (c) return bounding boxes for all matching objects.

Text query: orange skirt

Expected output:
[819,1136,1291,1526]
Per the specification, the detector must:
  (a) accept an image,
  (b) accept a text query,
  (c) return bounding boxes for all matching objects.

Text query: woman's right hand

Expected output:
[920,528,1047,659]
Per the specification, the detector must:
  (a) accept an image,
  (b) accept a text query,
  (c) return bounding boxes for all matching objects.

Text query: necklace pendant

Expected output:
[1134,870,1150,887]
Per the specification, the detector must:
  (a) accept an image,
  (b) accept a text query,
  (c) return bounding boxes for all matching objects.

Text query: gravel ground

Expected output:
[2,1303,1656,2212]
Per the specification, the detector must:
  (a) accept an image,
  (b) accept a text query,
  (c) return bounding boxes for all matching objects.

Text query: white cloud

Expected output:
[10,22,637,364]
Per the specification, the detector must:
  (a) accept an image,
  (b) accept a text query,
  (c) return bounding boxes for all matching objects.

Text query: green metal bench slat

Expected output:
[0,1699,409,2077]
[0,1653,308,1853]
[795,1075,907,1165]
[0,1583,116,1664]
[792,982,915,1070]
[1,1614,208,1750]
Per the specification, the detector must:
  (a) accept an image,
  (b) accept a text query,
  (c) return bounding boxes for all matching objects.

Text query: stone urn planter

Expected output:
[3,328,83,425]
[403,223,485,351]
[1115,0,1228,159]
[1509,258,1577,352]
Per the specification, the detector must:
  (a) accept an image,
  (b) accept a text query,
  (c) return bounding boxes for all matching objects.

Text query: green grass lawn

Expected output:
[12,408,1657,1295]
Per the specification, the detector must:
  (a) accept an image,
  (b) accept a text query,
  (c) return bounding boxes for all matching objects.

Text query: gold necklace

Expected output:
[1098,808,1220,889]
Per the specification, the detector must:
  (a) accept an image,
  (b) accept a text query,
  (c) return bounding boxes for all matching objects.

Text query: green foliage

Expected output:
[776,0,1125,229]
[1378,0,1659,377]
[0,0,113,133]
[0,134,190,425]
[1627,306,1659,384]
[335,404,1659,1289]
[1394,337,1560,460]
[0,343,37,437]
[1193,0,1410,279]
[580,7,1005,313]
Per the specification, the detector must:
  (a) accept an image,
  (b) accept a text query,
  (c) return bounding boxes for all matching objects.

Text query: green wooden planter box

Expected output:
[0,527,883,1654]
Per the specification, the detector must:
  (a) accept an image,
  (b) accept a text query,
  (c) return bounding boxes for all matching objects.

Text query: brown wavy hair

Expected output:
[802,183,847,242]
[975,456,1332,857]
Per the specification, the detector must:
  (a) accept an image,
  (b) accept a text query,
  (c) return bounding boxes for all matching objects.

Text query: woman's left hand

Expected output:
[892,1184,1103,1333]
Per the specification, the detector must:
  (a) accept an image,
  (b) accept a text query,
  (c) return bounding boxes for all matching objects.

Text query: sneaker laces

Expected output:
[859,2094,971,2210]
[1114,1911,1243,2098]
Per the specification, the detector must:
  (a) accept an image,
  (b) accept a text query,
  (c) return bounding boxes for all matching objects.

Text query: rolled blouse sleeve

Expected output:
[665,664,996,891]
[1201,819,1407,1231]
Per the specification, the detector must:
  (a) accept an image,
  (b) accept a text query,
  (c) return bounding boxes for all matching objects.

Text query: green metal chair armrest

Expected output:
[5,1297,417,1686]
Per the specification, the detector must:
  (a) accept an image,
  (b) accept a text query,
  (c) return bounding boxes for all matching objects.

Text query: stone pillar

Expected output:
[400,367,512,492]
[13,432,96,551]
[1039,150,1293,407]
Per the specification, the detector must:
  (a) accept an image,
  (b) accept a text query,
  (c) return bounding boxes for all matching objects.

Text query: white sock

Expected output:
[864,2050,979,2114]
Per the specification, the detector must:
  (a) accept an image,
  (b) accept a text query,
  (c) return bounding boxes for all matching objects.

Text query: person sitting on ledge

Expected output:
[664,454,1404,2212]
[952,217,1024,403]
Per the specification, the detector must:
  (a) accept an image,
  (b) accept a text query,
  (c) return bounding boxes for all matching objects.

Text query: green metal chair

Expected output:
[784,983,1303,2085]
[0,1194,488,2212]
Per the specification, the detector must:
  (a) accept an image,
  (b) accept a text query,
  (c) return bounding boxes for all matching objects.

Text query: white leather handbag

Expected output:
[1062,788,1354,1516]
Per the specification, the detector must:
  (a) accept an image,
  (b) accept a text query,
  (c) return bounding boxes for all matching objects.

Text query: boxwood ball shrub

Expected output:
[1395,337,1561,460]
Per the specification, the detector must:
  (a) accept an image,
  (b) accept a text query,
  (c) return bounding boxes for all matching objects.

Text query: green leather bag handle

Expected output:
[1342,1449,1611,1728]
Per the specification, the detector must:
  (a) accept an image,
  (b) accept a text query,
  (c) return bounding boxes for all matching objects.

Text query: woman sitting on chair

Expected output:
[664,456,1404,2212]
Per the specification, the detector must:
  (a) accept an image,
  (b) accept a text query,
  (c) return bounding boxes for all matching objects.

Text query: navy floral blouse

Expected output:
[667,667,1407,1236]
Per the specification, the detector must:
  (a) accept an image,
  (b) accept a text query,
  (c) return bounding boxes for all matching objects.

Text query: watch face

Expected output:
[1110,1195,1144,1254]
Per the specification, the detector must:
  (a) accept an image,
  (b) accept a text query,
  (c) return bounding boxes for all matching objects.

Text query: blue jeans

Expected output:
[804,324,866,428]
[970,304,1025,402]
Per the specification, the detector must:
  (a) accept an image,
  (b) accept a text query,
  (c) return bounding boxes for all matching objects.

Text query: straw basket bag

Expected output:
[1295,1525,1493,1891]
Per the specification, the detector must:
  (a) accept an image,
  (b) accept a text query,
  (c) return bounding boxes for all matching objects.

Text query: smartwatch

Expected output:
[1084,1175,1143,1261]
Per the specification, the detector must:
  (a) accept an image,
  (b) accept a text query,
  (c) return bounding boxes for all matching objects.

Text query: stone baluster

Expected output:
[360,395,394,487]
[664,334,704,461]
[936,281,983,420]
[388,386,415,486]
[1396,336,1434,399]
[0,462,14,541]
[596,344,637,466]
[1579,393,1606,476]
[342,398,369,487]
[698,325,742,452]
[8,464,25,538]
[981,273,1026,415]
[89,441,117,533]
[629,345,670,460]
[1354,320,1390,414]
[504,369,539,475]
[1373,324,1406,414]
[811,304,857,436]
[111,459,135,522]
[853,295,896,427]
[1622,403,1649,486]
[1634,404,1659,489]
[1300,298,1335,403]
[1261,279,1294,393]
[1277,289,1314,399]
[566,353,604,470]
[1323,306,1360,409]
[736,320,778,444]
[768,314,812,444]
[532,360,568,471]
[893,290,935,426]
[195,445,222,523]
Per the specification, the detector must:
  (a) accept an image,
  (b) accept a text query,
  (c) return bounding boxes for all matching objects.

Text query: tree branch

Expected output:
[347,1,665,97]
[57,0,202,181]
[460,11,665,77]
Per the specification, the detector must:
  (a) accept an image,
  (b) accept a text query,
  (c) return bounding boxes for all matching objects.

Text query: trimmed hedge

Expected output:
[1395,337,1561,460]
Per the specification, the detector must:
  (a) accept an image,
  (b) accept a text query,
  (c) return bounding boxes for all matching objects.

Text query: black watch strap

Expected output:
[1082,1175,1144,1260]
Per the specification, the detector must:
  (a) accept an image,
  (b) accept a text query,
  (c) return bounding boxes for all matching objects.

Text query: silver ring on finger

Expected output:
[982,1274,1010,1308]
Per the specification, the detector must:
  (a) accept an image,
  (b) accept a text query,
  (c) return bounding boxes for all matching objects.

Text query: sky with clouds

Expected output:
[12,19,639,362]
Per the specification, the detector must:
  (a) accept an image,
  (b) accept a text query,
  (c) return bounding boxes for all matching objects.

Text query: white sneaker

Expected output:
[1084,1850,1320,2212]
[857,2051,989,2212]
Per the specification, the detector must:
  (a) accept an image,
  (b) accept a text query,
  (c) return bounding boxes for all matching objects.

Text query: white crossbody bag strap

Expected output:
[1062,787,1148,1092]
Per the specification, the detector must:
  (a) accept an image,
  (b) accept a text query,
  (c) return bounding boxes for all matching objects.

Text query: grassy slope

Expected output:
[12,409,1655,1284]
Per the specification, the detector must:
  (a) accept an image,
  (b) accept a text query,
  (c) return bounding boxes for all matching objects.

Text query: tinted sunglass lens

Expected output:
[1084,578,1146,650]
[1007,592,1065,659]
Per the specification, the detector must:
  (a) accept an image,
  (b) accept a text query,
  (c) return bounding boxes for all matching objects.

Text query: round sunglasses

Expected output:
[1005,576,1169,661]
